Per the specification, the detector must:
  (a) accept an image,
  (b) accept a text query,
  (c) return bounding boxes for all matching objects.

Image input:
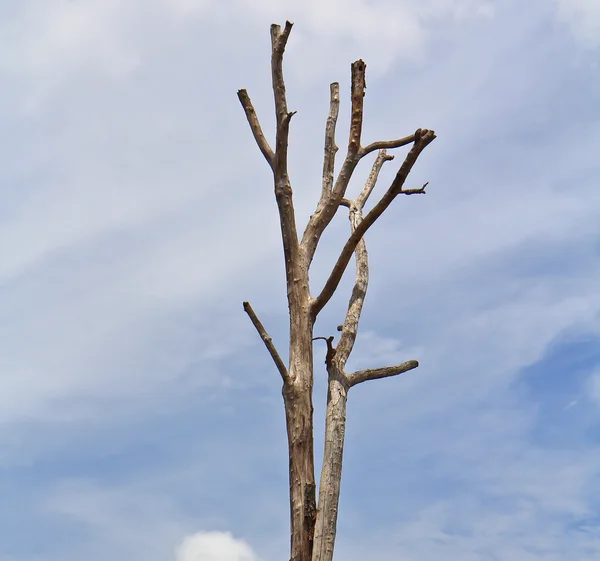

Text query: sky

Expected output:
[0,0,599,560]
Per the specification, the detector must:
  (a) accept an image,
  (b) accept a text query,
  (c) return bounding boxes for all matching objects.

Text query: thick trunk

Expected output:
[284,293,316,561]
[312,365,349,561]
[284,382,316,561]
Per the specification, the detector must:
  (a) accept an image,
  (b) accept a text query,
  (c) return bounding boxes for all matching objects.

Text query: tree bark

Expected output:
[312,150,389,561]
[285,278,317,561]
[312,359,349,561]
[239,21,435,561]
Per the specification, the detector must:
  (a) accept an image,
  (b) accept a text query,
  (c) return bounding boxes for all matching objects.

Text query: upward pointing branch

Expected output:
[347,59,366,157]
[321,82,340,199]
[335,149,394,365]
[238,21,302,293]
[301,61,368,265]
[312,128,436,317]
[271,21,295,180]
[312,150,397,561]
[268,22,302,291]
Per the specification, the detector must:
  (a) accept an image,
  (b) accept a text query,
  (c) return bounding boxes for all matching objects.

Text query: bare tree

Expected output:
[239,21,435,561]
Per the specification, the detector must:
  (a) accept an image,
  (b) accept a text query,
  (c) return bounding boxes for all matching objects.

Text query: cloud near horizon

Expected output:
[175,532,261,561]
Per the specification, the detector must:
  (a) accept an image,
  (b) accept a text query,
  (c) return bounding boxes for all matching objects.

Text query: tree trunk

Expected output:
[285,295,316,561]
[312,363,349,561]
[239,20,435,561]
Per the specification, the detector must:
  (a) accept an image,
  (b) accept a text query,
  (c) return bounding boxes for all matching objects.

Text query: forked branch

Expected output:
[335,149,394,365]
[301,61,368,264]
[241,22,435,561]
[312,128,436,317]
[239,21,301,290]
[313,151,397,561]
[301,61,432,269]
[271,21,295,179]
[243,301,289,383]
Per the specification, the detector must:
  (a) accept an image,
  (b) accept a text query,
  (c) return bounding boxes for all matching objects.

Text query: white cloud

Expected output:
[175,532,260,561]
[0,0,141,105]
[0,0,496,99]
[555,0,600,47]
[162,0,495,78]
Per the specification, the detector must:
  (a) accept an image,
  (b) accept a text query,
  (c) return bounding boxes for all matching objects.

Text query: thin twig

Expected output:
[356,150,394,208]
[313,336,336,366]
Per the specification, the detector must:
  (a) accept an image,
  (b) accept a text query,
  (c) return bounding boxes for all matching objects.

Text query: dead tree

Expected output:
[239,21,435,561]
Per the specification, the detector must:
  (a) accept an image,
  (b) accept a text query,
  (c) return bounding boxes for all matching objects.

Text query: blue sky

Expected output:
[1,1,599,560]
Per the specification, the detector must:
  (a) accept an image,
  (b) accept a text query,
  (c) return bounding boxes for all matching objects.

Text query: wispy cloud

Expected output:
[554,0,600,47]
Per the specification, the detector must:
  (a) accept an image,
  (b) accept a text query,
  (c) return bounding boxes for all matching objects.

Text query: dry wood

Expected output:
[360,133,416,157]
[348,360,420,387]
[243,301,289,382]
[313,149,394,561]
[301,61,369,265]
[312,129,436,317]
[237,89,275,168]
[321,83,340,198]
[239,21,435,561]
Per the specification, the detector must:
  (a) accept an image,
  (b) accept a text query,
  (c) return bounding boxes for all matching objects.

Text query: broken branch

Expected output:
[360,133,416,158]
[348,60,366,156]
[300,61,368,264]
[270,22,293,115]
[237,89,275,168]
[270,21,294,181]
[347,360,419,387]
[401,181,429,195]
[260,20,301,292]
[243,301,289,382]
[313,336,336,366]
[356,150,394,207]
[321,83,340,198]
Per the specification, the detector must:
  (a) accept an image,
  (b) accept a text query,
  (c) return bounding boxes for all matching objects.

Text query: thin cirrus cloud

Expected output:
[0,1,600,561]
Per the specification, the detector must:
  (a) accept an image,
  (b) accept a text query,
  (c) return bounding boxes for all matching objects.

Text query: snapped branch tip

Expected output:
[243,300,289,382]
[312,336,336,366]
